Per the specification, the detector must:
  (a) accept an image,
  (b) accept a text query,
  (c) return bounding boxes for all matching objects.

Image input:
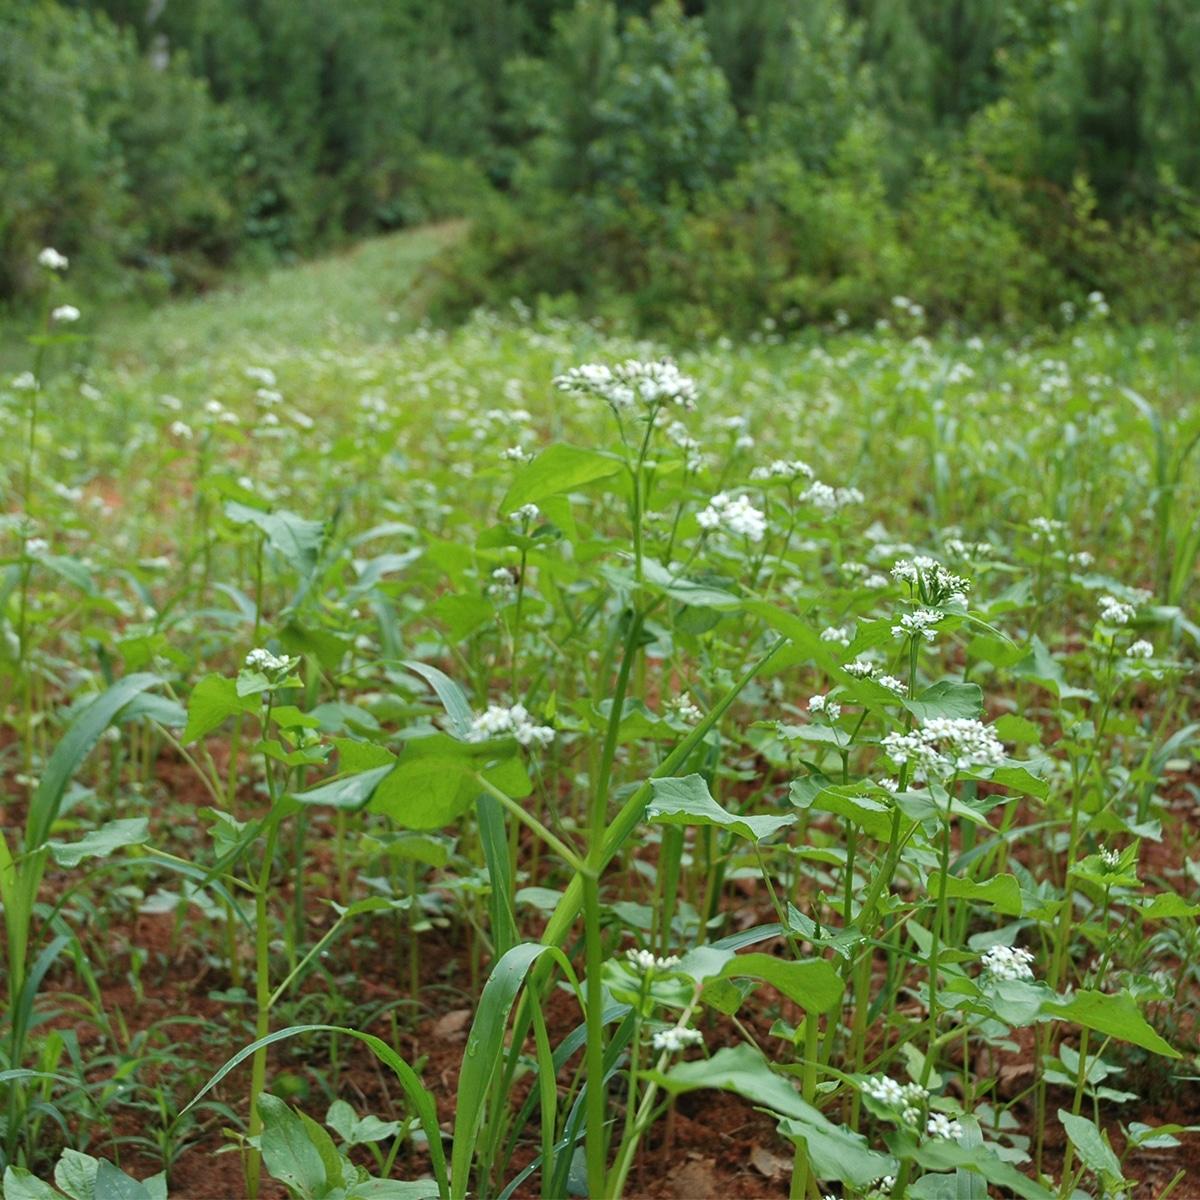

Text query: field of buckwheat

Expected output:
[1,229,1198,1200]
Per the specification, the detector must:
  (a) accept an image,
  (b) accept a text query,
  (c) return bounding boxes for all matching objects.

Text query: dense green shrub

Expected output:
[428,0,1200,335]
[6,0,1200,325]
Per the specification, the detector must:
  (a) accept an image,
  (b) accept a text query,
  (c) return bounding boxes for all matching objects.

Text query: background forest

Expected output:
[5,0,1200,334]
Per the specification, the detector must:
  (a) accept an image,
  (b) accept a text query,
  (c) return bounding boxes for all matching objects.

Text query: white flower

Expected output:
[820,625,851,647]
[501,445,533,463]
[1069,550,1094,569]
[168,420,193,440]
[1099,846,1121,868]
[38,247,69,271]
[1099,595,1136,626]
[625,948,681,973]
[511,503,540,524]
[245,366,277,387]
[651,1027,703,1053]
[891,608,944,642]
[51,305,80,324]
[926,1113,964,1142]
[892,558,971,604]
[862,1077,928,1124]
[553,359,698,412]
[12,371,37,391]
[668,693,703,723]
[862,1076,904,1106]
[25,537,49,556]
[877,674,906,695]
[801,481,863,511]
[981,944,1035,982]
[697,492,767,543]
[750,458,814,483]
[467,703,553,748]
[808,693,841,720]
[845,656,877,679]
[1030,516,1065,539]
[245,647,292,674]
[487,567,518,598]
[883,718,1004,775]
[1126,639,1153,659]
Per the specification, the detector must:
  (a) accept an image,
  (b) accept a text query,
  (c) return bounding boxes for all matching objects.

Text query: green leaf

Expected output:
[500,444,622,510]
[54,1149,98,1200]
[184,1025,447,1196]
[654,1044,894,1188]
[647,775,795,843]
[326,1099,402,1146]
[48,818,150,868]
[28,675,160,852]
[293,765,395,811]
[258,1093,330,1196]
[912,1137,1055,1199]
[183,674,257,744]
[1058,1110,1124,1184]
[93,1161,160,1200]
[370,755,478,830]
[640,558,741,611]
[224,501,325,574]
[450,943,574,1200]
[935,873,1023,916]
[1044,990,1180,1058]
[1139,892,1200,920]
[401,660,474,738]
[718,952,843,1015]
[902,680,983,722]
[2,1166,63,1200]
[1014,635,1097,701]
[789,781,896,841]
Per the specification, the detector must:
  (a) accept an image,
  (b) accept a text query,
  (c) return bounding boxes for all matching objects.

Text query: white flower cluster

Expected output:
[501,445,533,464]
[553,359,698,412]
[511,503,540,524]
[1029,516,1065,540]
[625,948,681,973]
[892,294,925,320]
[651,1027,703,1053]
[1100,846,1121,868]
[467,703,554,747]
[808,693,841,720]
[883,718,1005,775]
[38,246,69,271]
[891,608,944,642]
[861,1076,929,1126]
[802,481,864,511]
[892,557,970,605]
[926,1114,965,1142]
[52,305,80,324]
[667,693,703,723]
[844,657,905,694]
[1098,595,1135,626]
[1126,639,1154,660]
[697,492,767,542]
[245,647,292,674]
[981,944,1035,982]
[751,459,814,483]
[821,625,851,647]
[488,566,518,597]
